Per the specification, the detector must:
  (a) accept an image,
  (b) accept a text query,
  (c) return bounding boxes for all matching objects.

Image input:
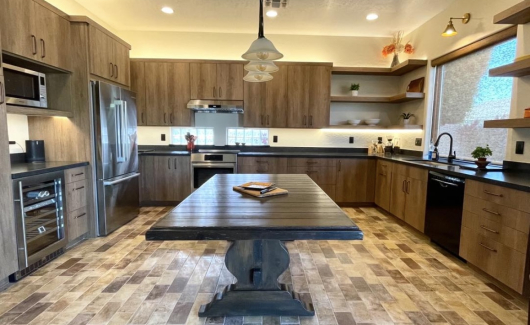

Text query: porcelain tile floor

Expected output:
[0,207,528,325]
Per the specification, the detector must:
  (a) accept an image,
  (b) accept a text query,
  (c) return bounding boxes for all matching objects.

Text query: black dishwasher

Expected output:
[424,171,466,257]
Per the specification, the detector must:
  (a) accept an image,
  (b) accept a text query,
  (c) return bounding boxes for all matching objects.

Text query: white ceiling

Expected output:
[72,0,456,37]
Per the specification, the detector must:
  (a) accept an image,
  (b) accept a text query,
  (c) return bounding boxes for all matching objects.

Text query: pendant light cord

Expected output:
[258,0,264,38]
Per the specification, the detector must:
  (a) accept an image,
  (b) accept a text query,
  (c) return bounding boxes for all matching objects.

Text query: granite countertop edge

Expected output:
[11,161,89,179]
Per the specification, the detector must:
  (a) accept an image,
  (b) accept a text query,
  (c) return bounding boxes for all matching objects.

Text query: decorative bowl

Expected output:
[364,119,381,126]
[347,119,361,126]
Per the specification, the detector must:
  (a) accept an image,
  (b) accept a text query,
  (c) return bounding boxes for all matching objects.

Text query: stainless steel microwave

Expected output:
[3,63,47,108]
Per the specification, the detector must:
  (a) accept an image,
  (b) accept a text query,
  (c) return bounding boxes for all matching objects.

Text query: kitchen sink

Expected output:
[405,159,505,172]
[406,160,452,167]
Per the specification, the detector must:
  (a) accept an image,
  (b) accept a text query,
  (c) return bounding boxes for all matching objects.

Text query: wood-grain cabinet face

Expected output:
[0,0,71,70]
[89,25,130,86]
[190,63,244,100]
[335,159,375,203]
[64,167,89,242]
[139,156,191,203]
[132,61,191,126]
[375,160,392,211]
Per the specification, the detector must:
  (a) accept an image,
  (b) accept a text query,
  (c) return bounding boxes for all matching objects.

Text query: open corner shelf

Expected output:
[332,59,428,76]
[6,105,73,118]
[330,92,425,104]
[328,125,423,130]
[494,0,530,25]
[484,118,530,128]
[489,57,530,77]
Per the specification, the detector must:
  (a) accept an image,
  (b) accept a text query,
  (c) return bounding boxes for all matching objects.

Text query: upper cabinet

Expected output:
[88,25,130,86]
[190,63,244,100]
[0,0,71,71]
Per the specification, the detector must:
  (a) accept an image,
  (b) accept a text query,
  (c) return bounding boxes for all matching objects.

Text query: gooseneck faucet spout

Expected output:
[434,132,456,163]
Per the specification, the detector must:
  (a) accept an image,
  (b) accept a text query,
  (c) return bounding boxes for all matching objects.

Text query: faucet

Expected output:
[434,132,456,163]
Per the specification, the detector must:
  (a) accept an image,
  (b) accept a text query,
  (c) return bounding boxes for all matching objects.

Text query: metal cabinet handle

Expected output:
[482,208,500,216]
[402,180,406,192]
[213,87,216,98]
[167,158,171,169]
[164,113,167,124]
[114,64,118,79]
[110,63,114,77]
[406,180,411,194]
[0,81,4,105]
[174,158,177,169]
[40,39,45,58]
[75,186,85,190]
[75,213,86,219]
[260,115,264,126]
[480,243,497,253]
[141,112,145,124]
[303,115,307,126]
[306,162,318,165]
[170,113,174,124]
[309,115,313,126]
[338,160,341,172]
[219,87,222,98]
[483,190,503,197]
[480,225,499,234]
[73,173,84,177]
[31,35,37,55]
[267,115,270,126]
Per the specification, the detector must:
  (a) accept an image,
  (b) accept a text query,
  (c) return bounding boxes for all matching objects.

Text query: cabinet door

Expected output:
[217,63,244,100]
[375,173,391,211]
[307,66,331,128]
[113,41,130,86]
[265,66,288,128]
[389,173,407,220]
[335,159,376,203]
[404,177,427,233]
[130,61,146,126]
[287,65,309,128]
[168,63,191,126]
[35,3,70,70]
[139,156,156,202]
[174,156,191,201]
[190,63,217,100]
[243,82,266,127]
[0,0,37,60]
[89,25,112,79]
[155,156,177,201]
[145,62,169,125]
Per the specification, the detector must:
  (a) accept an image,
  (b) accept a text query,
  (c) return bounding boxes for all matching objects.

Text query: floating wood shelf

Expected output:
[6,105,73,118]
[332,59,428,76]
[328,125,423,130]
[330,92,425,104]
[489,57,530,77]
[484,118,530,128]
[494,1,530,25]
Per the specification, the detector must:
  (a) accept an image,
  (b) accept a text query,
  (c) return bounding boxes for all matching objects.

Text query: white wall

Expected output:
[6,114,29,153]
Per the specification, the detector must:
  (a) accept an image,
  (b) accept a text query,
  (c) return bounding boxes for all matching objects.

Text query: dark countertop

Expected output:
[139,150,190,156]
[237,152,374,158]
[11,161,89,179]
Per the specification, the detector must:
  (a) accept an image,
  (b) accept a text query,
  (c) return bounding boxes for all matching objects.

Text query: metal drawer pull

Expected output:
[75,213,86,219]
[73,173,84,177]
[479,243,497,252]
[75,186,85,191]
[483,190,503,197]
[482,208,500,216]
[378,173,386,176]
[480,225,499,234]
[256,161,269,164]
[31,35,37,55]
[110,63,114,77]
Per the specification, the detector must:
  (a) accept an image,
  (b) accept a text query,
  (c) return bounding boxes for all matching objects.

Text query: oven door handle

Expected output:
[192,163,236,169]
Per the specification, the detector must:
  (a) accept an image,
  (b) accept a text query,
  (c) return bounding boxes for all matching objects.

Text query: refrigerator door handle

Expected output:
[115,100,125,163]
[103,173,140,186]
[122,100,129,161]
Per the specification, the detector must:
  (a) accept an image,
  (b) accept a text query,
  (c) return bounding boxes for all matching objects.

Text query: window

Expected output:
[227,128,269,146]
[171,127,214,145]
[432,38,516,163]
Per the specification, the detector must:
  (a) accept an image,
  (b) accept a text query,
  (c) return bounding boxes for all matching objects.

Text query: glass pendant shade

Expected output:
[244,60,279,73]
[242,37,283,61]
[442,20,457,37]
[243,71,273,82]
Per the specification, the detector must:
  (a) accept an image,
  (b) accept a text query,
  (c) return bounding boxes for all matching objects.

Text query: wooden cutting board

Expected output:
[233,182,288,198]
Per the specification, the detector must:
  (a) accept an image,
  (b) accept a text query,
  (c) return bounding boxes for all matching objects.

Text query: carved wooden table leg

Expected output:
[198,240,315,317]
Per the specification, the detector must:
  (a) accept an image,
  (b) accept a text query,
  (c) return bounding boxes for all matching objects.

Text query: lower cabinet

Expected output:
[64,166,89,242]
[238,157,288,174]
[287,158,337,200]
[335,159,375,203]
[375,160,392,211]
[139,156,191,204]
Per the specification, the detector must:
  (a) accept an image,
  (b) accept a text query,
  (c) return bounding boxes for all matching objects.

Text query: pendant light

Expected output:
[242,0,283,82]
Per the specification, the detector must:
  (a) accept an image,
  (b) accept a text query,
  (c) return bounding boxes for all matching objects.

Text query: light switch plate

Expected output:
[273,136,278,143]
[516,141,524,155]
[161,134,166,141]
[349,137,354,144]
[415,138,422,146]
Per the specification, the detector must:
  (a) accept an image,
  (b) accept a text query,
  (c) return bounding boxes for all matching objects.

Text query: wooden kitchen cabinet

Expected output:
[287,65,309,128]
[167,63,192,126]
[140,156,191,204]
[131,61,146,126]
[335,159,376,203]
[375,160,393,211]
[191,63,244,100]
[0,0,71,70]
[64,167,89,242]
[307,65,331,128]
[139,156,156,202]
[88,25,130,86]
[113,41,130,86]
[145,62,169,125]
[238,157,288,174]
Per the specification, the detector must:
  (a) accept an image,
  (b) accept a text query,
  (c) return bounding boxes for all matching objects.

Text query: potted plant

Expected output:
[400,112,414,125]
[471,145,493,169]
[350,84,360,96]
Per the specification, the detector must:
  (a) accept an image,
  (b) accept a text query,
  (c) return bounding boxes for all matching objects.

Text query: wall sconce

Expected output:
[442,13,471,37]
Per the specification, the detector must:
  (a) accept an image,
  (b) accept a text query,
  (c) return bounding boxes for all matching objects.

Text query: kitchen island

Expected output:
[146,174,363,317]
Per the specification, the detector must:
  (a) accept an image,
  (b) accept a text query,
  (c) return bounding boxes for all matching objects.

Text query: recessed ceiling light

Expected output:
[366,13,379,21]
[161,7,174,14]
[266,10,278,18]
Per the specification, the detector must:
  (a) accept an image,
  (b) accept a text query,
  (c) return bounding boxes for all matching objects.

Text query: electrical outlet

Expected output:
[349,137,354,144]
[273,135,278,143]
[161,134,166,141]
[516,141,525,154]
[415,138,422,146]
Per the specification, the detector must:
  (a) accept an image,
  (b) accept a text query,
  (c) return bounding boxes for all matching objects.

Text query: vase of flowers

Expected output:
[185,132,197,152]
[350,83,360,96]
[382,31,415,67]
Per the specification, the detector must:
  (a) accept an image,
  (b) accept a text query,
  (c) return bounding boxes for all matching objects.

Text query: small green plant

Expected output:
[400,112,414,119]
[471,145,493,160]
[350,83,360,91]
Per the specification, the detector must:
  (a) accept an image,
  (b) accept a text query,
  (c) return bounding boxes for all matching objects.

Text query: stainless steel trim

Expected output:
[123,100,128,161]
[3,63,47,108]
[191,162,236,169]
[103,173,140,186]
[187,100,244,113]
[480,225,499,234]
[18,181,28,268]
[432,178,458,187]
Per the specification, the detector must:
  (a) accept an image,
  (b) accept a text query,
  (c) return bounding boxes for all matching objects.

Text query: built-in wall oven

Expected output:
[3,63,47,108]
[11,170,66,280]
[191,150,239,190]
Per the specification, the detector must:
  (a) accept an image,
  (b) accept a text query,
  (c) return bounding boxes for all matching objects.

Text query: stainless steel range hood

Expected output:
[188,100,244,113]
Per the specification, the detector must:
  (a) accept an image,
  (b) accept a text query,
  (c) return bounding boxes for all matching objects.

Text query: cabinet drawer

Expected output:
[392,162,426,181]
[238,157,288,173]
[463,194,530,234]
[65,166,87,184]
[377,160,393,176]
[66,179,87,212]
[462,210,528,254]
[287,166,336,185]
[465,180,530,213]
[460,226,525,293]
[68,206,88,241]
[287,158,336,168]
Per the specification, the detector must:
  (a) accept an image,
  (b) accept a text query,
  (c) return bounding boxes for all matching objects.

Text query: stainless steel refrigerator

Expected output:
[91,81,139,236]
